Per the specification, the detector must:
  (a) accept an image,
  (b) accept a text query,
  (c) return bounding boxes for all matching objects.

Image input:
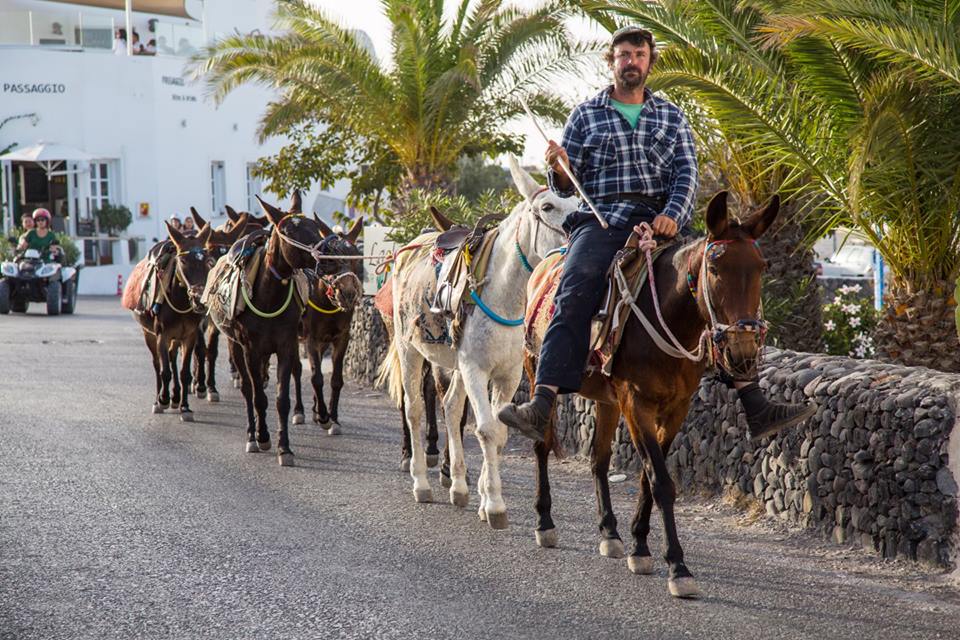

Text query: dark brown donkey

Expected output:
[207,194,332,465]
[291,216,364,432]
[527,192,781,599]
[187,206,250,400]
[135,222,213,422]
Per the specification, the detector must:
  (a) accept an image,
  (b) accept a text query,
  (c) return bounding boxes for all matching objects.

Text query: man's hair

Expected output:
[604,31,659,68]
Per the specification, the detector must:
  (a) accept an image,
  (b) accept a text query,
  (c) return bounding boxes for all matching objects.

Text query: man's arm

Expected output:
[661,113,699,229]
[547,108,586,198]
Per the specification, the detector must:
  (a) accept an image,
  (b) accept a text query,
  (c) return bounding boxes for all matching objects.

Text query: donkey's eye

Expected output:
[708,264,719,276]
[541,203,555,212]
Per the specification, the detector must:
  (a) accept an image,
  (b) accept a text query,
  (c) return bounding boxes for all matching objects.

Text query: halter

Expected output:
[273,214,328,264]
[163,247,207,314]
[308,271,362,314]
[515,186,567,273]
[617,228,767,380]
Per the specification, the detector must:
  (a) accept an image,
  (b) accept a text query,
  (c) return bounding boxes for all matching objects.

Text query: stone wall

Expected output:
[345,297,960,567]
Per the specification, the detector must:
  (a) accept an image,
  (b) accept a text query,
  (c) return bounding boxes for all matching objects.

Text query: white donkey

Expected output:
[383,157,576,528]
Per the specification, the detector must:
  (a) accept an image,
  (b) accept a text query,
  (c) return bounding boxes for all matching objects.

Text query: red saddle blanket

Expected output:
[121,259,151,311]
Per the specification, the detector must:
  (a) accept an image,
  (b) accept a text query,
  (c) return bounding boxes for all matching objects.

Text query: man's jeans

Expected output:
[535,207,656,393]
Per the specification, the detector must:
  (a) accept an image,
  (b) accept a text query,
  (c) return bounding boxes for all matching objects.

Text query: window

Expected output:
[88,161,112,215]
[245,163,262,213]
[210,161,226,215]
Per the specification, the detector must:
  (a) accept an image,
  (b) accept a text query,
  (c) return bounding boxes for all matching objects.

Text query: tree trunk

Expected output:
[756,199,823,353]
[874,280,960,372]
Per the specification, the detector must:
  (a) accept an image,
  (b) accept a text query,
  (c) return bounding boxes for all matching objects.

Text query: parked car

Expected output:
[817,244,875,278]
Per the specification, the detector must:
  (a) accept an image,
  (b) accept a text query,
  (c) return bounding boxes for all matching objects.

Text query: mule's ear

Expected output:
[165,220,186,247]
[429,206,454,232]
[705,191,729,238]
[190,206,207,229]
[290,190,303,213]
[508,154,540,201]
[256,195,285,226]
[744,194,780,240]
[224,204,240,223]
[345,216,363,244]
[313,215,335,238]
[227,213,249,242]
[197,223,212,244]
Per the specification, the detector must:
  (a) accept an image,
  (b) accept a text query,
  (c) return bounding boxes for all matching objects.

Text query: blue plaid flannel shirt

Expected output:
[548,87,699,230]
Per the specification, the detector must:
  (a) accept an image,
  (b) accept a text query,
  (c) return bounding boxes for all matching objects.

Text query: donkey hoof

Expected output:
[278,452,295,467]
[599,539,625,559]
[628,555,655,575]
[207,391,220,403]
[451,491,469,508]
[439,472,452,489]
[245,441,259,453]
[292,413,305,425]
[535,528,558,548]
[413,488,433,503]
[668,577,701,599]
[151,404,165,414]
[258,439,272,452]
[318,417,331,427]
[486,511,509,530]
[400,458,410,473]
[326,423,341,436]
[179,411,194,423]
[426,454,439,468]
[478,507,487,522]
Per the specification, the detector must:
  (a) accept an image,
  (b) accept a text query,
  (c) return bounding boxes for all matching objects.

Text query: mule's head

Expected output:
[200,206,249,261]
[256,193,326,272]
[166,220,213,308]
[307,213,363,311]
[508,155,577,261]
[225,204,269,233]
[698,191,779,379]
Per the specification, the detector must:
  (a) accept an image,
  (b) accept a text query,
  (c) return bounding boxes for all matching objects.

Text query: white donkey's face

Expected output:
[508,155,577,259]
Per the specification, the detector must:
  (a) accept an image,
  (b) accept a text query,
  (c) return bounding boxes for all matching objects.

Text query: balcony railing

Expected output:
[0,10,204,56]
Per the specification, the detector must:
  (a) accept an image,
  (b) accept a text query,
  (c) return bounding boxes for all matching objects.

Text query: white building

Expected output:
[0,0,352,293]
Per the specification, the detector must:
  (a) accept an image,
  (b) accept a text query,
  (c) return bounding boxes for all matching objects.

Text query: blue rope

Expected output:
[515,241,534,273]
[469,290,524,326]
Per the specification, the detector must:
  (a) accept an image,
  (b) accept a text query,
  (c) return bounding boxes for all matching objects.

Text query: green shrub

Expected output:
[822,285,878,358]
[94,203,133,235]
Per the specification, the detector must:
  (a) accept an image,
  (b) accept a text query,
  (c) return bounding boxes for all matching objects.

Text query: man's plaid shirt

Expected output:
[548,86,699,230]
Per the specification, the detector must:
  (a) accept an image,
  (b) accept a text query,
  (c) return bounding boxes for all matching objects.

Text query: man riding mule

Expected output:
[499,25,815,443]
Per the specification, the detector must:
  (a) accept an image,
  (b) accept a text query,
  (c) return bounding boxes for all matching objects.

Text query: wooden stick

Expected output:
[519,97,608,229]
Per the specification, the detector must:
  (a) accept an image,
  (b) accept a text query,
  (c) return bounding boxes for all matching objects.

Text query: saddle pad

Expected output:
[374,277,393,320]
[122,258,151,311]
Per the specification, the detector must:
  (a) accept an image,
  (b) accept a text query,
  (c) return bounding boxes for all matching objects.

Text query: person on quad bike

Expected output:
[17,209,61,262]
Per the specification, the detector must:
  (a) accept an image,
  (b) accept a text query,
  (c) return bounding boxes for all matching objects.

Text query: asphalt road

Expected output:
[2,297,958,640]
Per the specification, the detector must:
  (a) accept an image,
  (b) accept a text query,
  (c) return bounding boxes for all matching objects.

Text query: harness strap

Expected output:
[241,279,296,318]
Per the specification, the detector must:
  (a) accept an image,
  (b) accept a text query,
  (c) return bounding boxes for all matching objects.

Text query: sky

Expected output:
[307,0,611,166]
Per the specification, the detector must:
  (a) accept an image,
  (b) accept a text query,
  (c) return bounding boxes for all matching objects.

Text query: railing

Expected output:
[0,10,204,56]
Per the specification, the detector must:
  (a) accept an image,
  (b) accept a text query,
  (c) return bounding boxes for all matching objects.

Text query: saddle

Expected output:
[122,240,176,315]
[525,231,675,377]
[431,214,504,344]
[202,233,269,329]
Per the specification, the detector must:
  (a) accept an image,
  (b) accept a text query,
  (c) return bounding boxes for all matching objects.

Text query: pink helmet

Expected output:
[32,208,52,221]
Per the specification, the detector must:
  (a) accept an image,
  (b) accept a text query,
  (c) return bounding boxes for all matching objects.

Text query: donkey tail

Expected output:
[377,339,404,408]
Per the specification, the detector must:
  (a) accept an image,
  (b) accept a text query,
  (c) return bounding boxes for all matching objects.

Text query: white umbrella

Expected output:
[0,142,97,176]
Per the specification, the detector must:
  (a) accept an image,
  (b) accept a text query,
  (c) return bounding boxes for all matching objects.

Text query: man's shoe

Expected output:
[738,382,817,441]
[498,399,551,442]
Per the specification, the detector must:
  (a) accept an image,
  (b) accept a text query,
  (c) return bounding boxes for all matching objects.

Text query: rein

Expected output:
[307,271,361,314]
[617,226,767,376]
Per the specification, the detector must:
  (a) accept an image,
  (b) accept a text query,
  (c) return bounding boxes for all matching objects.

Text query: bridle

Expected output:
[515,186,568,273]
[164,246,208,314]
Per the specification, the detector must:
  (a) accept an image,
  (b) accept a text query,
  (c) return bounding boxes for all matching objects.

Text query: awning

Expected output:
[40,0,197,20]
[0,142,97,176]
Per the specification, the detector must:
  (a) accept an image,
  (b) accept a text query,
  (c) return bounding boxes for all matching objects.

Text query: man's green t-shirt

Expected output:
[21,229,57,254]
[610,98,646,129]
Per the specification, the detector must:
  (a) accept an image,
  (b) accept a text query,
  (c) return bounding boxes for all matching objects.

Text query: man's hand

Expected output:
[650,214,678,238]
[545,140,569,174]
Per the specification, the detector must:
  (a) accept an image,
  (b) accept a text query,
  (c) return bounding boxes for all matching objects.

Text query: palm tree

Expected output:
[580,0,960,370]
[189,0,597,210]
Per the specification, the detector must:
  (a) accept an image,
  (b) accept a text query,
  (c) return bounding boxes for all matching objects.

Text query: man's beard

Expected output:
[617,66,647,90]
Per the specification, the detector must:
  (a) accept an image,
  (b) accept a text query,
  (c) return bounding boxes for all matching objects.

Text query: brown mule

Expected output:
[291,215,364,432]
[135,221,213,422]
[525,192,782,598]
